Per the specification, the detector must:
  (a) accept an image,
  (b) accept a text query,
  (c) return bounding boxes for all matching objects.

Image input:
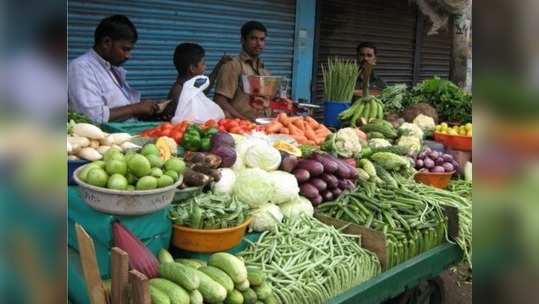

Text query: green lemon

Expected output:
[107,174,128,190]
[105,159,127,175]
[103,148,123,162]
[86,167,109,187]
[146,154,164,168]
[151,168,163,177]
[126,185,135,191]
[92,160,106,169]
[141,143,160,157]
[136,176,158,190]
[127,154,152,178]
[126,173,137,185]
[157,175,174,188]
[164,157,186,173]
[79,164,100,182]
[164,170,179,182]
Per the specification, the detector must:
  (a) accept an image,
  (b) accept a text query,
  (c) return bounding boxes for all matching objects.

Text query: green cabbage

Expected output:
[249,203,283,232]
[269,171,300,204]
[280,196,314,219]
[213,168,236,194]
[244,141,281,171]
[233,168,274,208]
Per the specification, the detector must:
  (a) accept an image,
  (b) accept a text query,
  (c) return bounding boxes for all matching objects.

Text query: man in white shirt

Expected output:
[68,15,159,123]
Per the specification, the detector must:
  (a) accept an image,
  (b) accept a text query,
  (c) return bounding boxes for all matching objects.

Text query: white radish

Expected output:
[109,133,133,145]
[68,136,90,148]
[78,147,103,161]
[68,155,80,160]
[67,141,73,154]
[73,123,105,139]
[89,139,100,149]
[111,144,123,152]
[120,141,141,150]
[96,145,111,155]
[100,135,115,146]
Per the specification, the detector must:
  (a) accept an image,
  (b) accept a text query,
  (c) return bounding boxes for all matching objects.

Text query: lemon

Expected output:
[448,129,459,136]
[435,125,442,132]
[467,130,473,137]
[459,129,467,136]
[441,122,448,129]
[465,123,472,129]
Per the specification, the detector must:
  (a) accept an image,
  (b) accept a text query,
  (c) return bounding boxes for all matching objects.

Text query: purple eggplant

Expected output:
[296,160,324,177]
[431,166,445,173]
[279,154,298,172]
[311,153,339,174]
[424,158,435,169]
[442,162,455,172]
[293,169,311,183]
[321,173,339,189]
[311,195,323,206]
[300,183,320,199]
[310,178,328,191]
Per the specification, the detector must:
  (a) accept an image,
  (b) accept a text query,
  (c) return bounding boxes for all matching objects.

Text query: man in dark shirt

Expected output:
[354,42,386,97]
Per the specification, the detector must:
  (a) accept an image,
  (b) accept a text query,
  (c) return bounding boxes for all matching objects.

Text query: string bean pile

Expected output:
[399,177,472,269]
[318,180,447,268]
[238,216,380,304]
[169,193,249,229]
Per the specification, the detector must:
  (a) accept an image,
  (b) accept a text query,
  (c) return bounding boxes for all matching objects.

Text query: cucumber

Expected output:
[158,248,175,264]
[193,269,227,303]
[370,145,410,156]
[253,282,272,301]
[189,290,203,304]
[356,168,370,181]
[263,295,278,304]
[359,159,377,178]
[208,253,247,284]
[224,289,244,304]
[150,278,190,304]
[150,285,171,304]
[235,279,250,291]
[246,267,266,286]
[174,258,206,269]
[256,301,264,304]
[198,266,235,293]
[242,288,258,304]
[159,262,200,291]
[367,131,385,139]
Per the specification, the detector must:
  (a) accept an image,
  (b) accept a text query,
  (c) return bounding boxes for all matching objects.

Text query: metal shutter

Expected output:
[313,0,417,118]
[68,0,296,99]
[419,18,452,81]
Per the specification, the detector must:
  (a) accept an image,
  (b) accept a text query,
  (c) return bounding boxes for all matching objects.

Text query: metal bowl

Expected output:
[255,117,273,125]
[242,75,282,96]
[73,165,183,215]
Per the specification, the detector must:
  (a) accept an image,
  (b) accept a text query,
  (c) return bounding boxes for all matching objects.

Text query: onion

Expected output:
[435,157,445,166]
[442,163,455,172]
[424,158,435,169]
[415,159,424,169]
[418,152,427,160]
[429,151,440,159]
[442,154,454,162]
[451,160,460,169]
[431,166,445,173]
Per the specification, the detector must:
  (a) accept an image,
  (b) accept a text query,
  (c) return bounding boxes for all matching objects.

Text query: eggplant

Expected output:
[415,159,424,169]
[424,158,435,169]
[183,168,211,187]
[321,174,339,189]
[311,153,338,174]
[320,190,334,202]
[293,168,311,183]
[442,162,455,172]
[442,154,454,162]
[310,178,328,192]
[310,195,323,206]
[296,160,324,177]
[300,183,319,199]
[280,154,298,172]
[435,157,445,166]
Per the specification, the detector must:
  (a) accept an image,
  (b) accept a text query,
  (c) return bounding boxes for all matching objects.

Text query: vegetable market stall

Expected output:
[67,75,471,304]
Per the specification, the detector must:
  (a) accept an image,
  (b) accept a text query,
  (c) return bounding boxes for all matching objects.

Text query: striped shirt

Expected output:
[68,48,140,123]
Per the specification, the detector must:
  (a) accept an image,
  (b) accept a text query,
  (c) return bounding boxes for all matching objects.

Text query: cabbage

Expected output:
[280,196,314,219]
[249,203,283,232]
[213,168,236,194]
[244,141,282,171]
[233,168,274,208]
[368,138,391,148]
[397,135,422,153]
[269,171,300,204]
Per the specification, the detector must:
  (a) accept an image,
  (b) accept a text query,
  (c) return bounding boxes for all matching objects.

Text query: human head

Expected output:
[93,15,138,66]
[241,21,267,57]
[356,42,378,65]
[173,43,206,77]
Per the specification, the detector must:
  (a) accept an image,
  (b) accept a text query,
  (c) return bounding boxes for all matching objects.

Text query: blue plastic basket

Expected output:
[101,121,160,135]
[324,101,351,128]
[68,159,89,185]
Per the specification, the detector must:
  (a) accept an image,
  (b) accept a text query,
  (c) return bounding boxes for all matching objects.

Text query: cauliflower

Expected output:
[413,114,435,133]
[398,122,424,139]
[368,138,392,149]
[397,135,422,153]
[322,128,362,158]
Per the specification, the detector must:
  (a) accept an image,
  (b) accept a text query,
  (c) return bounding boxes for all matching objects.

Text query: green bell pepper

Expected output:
[182,131,201,151]
[200,137,212,152]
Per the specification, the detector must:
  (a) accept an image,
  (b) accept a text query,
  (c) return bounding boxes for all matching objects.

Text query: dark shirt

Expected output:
[356,69,387,90]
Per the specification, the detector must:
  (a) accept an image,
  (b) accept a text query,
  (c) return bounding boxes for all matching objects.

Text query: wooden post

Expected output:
[111,247,129,304]
[450,3,472,89]
[75,223,107,304]
[129,270,150,304]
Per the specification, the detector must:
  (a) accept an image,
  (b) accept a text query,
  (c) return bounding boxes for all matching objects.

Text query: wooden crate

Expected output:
[315,206,459,270]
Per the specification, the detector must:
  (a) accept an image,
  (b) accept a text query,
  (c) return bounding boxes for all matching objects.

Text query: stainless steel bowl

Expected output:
[242,75,282,96]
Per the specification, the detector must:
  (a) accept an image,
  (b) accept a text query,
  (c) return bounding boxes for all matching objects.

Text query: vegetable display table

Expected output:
[329,243,462,304]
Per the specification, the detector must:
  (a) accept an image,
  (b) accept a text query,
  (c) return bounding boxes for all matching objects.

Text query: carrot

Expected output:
[293,119,306,131]
[266,122,283,133]
[305,140,316,145]
[305,116,320,128]
[288,124,303,136]
[291,134,307,143]
[280,128,290,134]
[314,136,325,145]
[277,113,289,125]
[304,124,318,141]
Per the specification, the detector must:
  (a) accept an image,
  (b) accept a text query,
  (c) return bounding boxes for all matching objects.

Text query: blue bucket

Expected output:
[324,101,351,128]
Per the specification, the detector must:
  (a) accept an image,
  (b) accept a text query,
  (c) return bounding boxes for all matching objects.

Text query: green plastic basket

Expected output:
[101,121,160,135]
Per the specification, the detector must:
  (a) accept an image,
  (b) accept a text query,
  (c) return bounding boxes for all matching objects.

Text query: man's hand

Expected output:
[134,101,159,117]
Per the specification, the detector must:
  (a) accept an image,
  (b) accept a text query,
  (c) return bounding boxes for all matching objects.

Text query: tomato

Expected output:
[225,120,239,129]
[219,126,226,132]
[229,127,243,134]
[160,128,171,136]
[170,131,183,143]
[161,122,174,129]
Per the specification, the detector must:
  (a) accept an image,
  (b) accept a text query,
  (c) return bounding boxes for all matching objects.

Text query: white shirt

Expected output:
[68,49,140,123]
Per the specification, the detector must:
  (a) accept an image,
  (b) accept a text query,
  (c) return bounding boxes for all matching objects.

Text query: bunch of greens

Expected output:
[405,77,472,123]
[322,57,360,102]
[68,111,92,124]
[379,84,408,114]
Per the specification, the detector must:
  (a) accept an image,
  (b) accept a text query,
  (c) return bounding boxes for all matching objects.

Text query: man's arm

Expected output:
[206,55,233,94]
[108,102,158,122]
